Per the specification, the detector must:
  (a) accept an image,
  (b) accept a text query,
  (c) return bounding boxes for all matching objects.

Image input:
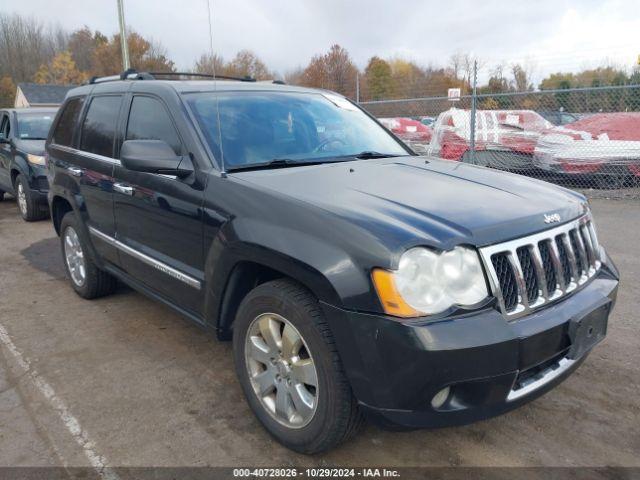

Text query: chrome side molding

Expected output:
[88,227,201,290]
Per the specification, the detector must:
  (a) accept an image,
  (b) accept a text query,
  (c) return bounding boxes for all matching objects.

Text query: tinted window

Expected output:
[80,96,122,157]
[52,97,84,146]
[17,112,55,139]
[0,114,9,139]
[125,96,182,155]
[186,92,407,168]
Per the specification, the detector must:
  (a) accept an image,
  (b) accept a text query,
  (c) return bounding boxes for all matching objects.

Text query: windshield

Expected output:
[17,112,55,140]
[185,91,408,169]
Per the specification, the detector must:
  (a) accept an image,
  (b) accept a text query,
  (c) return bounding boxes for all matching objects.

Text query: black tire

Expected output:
[59,211,117,299]
[14,174,48,221]
[233,279,364,454]
[0,190,4,201]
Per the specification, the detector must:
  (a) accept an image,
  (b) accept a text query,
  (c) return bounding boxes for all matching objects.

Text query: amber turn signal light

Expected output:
[371,268,422,318]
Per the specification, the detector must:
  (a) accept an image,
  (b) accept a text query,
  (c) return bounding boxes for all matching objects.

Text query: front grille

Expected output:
[480,216,601,319]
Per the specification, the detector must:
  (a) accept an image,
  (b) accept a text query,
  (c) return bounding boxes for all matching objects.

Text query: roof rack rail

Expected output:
[148,71,257,82]
[88,69,154,84]
[88,69,258,85]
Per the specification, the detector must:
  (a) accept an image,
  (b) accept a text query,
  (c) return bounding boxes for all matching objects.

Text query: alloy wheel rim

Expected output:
[244,313,319,429]
[63,227,86,287]
[17,182,27,215]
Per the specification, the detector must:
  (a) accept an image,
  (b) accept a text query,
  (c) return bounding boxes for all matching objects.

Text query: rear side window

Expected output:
[125,96,182,155]
[52,97,84,146]
[80,96,122,157]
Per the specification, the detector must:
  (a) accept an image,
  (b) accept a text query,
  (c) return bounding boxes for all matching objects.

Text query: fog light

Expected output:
[431,386,450,409]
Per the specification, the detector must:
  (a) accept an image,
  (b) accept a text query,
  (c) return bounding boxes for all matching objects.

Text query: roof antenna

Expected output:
[207,0,226,176]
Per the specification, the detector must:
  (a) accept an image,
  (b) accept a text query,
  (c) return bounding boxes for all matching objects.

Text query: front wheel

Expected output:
[233,279,364,454]
[15,174,47,221]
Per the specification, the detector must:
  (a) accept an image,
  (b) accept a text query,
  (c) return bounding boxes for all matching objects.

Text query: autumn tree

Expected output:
[91,32,174,76]
[364,56,392,100]
[34,51,87,84]
[300,45,358,98]
[0,13,68,83]
[0,76,16,108]
[194,53,226,75]
[511,63,533,91]
[225,50,272,79]
[68,26,107,72]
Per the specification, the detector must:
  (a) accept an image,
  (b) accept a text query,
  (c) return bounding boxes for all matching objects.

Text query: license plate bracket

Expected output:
[567,300,610,360]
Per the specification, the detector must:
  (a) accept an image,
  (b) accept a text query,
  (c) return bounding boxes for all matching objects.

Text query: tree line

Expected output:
[1,12,639,110]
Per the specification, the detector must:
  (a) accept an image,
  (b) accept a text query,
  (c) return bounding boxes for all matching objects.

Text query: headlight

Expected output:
[372,246,489,318]
[27,154,46,165]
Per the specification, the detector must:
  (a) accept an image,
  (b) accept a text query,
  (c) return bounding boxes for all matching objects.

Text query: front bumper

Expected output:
[26,164,49,203]
[322,253,619,429]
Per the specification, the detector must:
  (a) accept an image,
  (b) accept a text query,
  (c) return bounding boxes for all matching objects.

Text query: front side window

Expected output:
[125,96,182,155]
[185,91,408,168]
[0,114,9,139]
[17,112,55,140]
[52,97,84,146]
[80,96,122,157]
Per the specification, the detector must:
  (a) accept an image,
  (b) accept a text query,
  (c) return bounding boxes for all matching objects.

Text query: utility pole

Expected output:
[355,73,360,103]
[469,59,478,163]
[117,0,130,70]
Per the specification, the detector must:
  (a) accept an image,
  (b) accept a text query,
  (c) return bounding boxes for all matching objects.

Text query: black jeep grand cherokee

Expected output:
[46,71,619,454]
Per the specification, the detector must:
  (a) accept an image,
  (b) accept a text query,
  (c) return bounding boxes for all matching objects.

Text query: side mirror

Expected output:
[120,140,193,178]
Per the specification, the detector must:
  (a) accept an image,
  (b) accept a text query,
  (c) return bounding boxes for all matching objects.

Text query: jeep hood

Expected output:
[232,156,587,249]
[14,139,46,156]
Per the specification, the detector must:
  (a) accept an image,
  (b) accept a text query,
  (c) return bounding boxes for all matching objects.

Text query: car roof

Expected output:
[2,107,59,114]
[64,79,332,99]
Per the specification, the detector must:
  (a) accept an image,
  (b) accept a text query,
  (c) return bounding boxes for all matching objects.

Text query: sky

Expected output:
[1,0,639,84]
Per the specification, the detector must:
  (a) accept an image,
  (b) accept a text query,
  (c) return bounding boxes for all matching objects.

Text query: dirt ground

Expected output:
[0,196,638,470]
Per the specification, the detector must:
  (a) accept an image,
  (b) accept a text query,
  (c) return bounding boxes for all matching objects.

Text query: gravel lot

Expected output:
[0,196,638,470]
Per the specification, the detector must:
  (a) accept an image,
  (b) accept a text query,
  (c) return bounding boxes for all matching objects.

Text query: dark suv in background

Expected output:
[0,107,57,221]
[46,71,619,453]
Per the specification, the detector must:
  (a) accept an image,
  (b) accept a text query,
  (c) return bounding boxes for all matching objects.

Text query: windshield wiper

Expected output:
[352,151,402,159]
[226,158,334,172]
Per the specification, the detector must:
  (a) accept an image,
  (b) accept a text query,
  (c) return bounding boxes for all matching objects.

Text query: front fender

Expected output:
[204,217,376,332]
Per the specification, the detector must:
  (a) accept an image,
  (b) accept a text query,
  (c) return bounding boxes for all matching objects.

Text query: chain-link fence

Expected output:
[360,84,640,200]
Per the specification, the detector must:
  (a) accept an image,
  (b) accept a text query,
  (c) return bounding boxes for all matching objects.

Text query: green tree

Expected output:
[364,56,392,100]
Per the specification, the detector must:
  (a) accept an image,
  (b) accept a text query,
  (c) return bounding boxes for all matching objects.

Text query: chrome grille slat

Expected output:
[579,225,596,270]
[560,234,580,286]
[480,215,601,320]
[528,244,549,300]
[546,238,566,293]
[507,252,529,311]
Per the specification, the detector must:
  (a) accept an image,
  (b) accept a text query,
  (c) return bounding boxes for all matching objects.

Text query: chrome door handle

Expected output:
[113,183,134,196]
[68,167,83,177]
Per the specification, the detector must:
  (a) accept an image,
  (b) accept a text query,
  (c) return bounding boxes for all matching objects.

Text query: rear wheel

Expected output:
[60,211,117,299]
[0,190,4,202]
[233,279,364,454]
[15,174,47,221]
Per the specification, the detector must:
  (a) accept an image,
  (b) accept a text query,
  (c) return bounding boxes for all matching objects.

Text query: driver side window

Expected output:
[125,96,183,156]
[0,114,10,139]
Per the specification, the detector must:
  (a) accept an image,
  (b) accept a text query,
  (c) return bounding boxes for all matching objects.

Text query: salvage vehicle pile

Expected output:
[381,108,640,190]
